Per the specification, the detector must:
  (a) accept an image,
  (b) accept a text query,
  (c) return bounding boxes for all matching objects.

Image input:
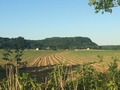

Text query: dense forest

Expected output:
[0,36,99,50]
[100,45,120,50]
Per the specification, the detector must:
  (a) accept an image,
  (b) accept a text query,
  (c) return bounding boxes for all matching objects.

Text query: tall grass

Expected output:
[1,49,120,90]
[1,59,120,90]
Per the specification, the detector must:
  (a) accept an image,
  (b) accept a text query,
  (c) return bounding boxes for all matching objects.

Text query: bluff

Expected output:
[0,36,98,49]
[42,37,98,49]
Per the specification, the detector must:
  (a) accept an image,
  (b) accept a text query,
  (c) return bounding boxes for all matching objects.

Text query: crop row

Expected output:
[26,52,83,67]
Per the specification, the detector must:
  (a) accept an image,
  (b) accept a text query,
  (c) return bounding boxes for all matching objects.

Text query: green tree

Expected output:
[14,37,25,50]
[88,0,120,13]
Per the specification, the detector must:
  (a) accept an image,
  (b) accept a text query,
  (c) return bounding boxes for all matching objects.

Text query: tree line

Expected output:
[0,36,99,50]
[101,45,120,50]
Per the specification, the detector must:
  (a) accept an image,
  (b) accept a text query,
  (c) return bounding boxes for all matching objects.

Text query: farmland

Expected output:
[22,50,120,72]
[33,50,119,71]
[1,49,120,69]
[1,49,120,90]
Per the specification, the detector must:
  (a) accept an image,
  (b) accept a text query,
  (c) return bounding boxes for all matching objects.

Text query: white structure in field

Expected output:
[35,48,39,51]
[46,47,51,50]
[75,49,79,51]
[66,49,68,51]
[87,48,90,50]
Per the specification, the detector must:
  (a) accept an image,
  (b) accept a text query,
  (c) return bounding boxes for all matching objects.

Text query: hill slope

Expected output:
[0,36,98,49]
[42,37,98,49]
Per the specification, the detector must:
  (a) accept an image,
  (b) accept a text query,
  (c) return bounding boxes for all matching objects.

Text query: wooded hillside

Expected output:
[0,36,98,50]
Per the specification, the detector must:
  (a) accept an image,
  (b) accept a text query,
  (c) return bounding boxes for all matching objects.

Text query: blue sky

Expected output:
[0,0,120,45]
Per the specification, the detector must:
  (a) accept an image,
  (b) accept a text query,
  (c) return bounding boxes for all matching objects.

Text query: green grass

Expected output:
[22,50,59,59]
[68,50,120,62]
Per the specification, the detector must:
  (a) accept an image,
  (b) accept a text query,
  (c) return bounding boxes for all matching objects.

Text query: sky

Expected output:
[0,0,120,45]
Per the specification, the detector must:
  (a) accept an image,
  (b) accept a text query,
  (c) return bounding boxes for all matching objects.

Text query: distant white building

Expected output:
[75,49,79,51]
[66,49,68,51]
[87,48,90,50]
[46,47,51,50]
[35,48,39,51]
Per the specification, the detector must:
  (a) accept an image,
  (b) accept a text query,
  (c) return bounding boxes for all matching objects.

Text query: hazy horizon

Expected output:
[0,0,120,45]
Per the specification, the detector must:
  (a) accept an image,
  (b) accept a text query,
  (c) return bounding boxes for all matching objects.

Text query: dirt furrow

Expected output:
[48,55,54,65]
[51,54,59,64]
[27,57,40,67]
